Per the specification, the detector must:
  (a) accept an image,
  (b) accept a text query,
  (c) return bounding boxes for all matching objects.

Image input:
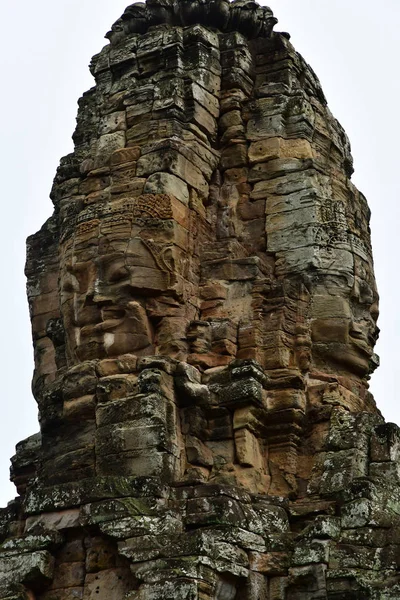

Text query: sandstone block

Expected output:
[220,144,247,171]
[96,375,139,403]
[234,429,263,469]
[186,436,214,467]
[85,536,116,572]
[249,551,289,575]
[370,422,400,462]
[144,172,189,205]
[96,449,177,479]
[49,562,85,590]
[25,510,81,533]
[99,514,181,540]
[96,354,138,378]
[110,146,141,166]
[136,148,208,197]
[249,137,313,164]
[40,587,84,600]
[191,82,219,118]
[96,131,126,164]
[83,568,136,600]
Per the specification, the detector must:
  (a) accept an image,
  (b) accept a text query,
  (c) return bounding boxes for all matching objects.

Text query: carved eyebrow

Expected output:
[96,252,126,264]
[65,262,90,274]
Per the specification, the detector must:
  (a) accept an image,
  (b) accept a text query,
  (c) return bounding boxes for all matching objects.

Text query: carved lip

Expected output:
[96,318,125,332]
[80,309,126,337]
[101,307,125,321]
[349,335,373,358]
[349,320,377,358]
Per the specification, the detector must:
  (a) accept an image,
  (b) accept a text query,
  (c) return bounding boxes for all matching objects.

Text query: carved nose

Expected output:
[84,291,96,305]
[86,284,115,306]
[85,290,110,306]
[349,321,365,340]
[84,279,105,305]
[83,277,98,304]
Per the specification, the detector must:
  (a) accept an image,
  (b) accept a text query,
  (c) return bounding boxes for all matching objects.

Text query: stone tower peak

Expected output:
[106,0,277,44]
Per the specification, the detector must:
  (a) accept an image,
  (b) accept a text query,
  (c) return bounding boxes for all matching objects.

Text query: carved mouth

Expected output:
[350,323,380,358]
[101,307,125,321]
[349,335,372,358]
[80,307,126,337]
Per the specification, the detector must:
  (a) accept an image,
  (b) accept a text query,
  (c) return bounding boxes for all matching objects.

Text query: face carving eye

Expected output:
[97,253,128,285]
[108,266,129,283]
[61,273,79,293]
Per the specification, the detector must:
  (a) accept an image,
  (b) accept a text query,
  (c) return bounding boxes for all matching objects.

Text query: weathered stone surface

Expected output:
[2,0,398,598]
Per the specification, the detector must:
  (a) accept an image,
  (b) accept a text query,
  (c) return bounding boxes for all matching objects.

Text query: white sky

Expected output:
[0,1,399,507]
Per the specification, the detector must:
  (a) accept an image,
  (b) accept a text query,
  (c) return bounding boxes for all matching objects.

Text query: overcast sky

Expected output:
[0,1,398,507]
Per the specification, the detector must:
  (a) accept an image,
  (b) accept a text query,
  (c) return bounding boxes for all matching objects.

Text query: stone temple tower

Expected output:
[1,1,400,598]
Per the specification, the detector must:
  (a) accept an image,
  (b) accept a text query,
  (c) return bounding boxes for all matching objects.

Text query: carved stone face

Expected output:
[59,197,181,364]
[310,279,379,377]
